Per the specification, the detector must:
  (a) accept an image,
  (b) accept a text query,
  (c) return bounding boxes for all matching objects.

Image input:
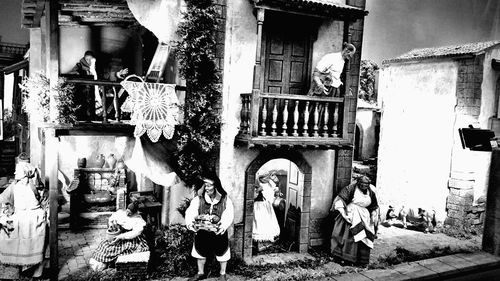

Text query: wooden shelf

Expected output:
[39,122,134,137]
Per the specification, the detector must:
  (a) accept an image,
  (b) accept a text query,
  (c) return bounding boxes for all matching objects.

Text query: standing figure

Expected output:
[71,50,100,121]
[306,43,356,133]
[0,157,48,277]
[185,172,234,281]
[308,42,356,97]
[89,201,149,271]
[252,174,281,251]
[330,175,378,266]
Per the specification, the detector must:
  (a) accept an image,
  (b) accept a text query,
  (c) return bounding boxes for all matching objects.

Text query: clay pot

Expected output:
[96,154,105,168]
[106,154,117,169]
[77,157,87,168]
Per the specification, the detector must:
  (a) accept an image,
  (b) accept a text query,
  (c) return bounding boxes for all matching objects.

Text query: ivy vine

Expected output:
[175,0,221,187]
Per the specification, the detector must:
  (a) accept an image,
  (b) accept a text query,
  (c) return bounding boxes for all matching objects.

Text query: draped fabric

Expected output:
[122,136,179,187]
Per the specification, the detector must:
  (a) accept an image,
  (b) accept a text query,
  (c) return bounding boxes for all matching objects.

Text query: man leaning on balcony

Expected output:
[308,42,356,97]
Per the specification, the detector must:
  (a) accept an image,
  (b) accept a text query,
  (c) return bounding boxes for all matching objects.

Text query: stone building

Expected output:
[18,0,368,278]
[377,41,500,227]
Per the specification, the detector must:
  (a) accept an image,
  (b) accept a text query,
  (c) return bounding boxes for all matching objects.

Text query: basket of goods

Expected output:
[193,214,221,232]
[106,224,122,241]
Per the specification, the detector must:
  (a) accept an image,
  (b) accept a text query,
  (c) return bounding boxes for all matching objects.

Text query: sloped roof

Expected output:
[253,0,368,19]
[384,40,500,64]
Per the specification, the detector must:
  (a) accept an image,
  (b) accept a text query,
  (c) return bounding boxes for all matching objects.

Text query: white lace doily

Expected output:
[121,75,180,142]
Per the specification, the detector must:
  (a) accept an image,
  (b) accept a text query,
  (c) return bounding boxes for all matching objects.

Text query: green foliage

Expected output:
[152,224,196,278]
[358,60,379,104]
[19,73,78,125]
[174,0,221,187]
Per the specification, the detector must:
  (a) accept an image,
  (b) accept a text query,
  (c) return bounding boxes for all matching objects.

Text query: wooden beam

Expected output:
[45,128,59,281]
[45,0,59,122]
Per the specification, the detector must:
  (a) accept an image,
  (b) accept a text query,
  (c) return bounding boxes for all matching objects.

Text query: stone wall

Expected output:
[445,56,488,228]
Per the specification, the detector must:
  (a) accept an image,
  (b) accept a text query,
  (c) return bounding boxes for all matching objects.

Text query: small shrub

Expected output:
[152,224,196,278]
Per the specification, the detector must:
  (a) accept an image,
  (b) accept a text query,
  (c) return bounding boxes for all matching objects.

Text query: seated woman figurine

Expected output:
[89,201,149,271]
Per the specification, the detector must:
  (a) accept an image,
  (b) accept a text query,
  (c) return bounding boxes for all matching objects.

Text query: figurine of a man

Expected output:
[308,42,356,97]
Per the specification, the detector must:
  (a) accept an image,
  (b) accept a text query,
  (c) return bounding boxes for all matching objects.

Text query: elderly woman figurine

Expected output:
[89,201,149,271]
[185,172,234,281]
[330,175,378,266]
[0,156,47,277]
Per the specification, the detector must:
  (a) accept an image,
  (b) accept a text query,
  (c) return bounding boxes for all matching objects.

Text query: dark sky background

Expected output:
[363,0,500,65]
[1,0,500,66]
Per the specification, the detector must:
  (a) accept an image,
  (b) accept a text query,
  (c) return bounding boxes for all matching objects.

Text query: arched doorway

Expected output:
[243,149,312,260]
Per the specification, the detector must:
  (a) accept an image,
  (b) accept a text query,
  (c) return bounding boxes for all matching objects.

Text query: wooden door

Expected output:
[263,15,312,95]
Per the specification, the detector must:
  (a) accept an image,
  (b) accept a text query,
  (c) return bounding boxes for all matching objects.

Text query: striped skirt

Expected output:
[92,235,149,263]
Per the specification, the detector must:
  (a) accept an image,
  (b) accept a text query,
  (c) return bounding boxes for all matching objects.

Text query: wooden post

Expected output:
[102,86,108,123]
[45,0,59,122]
[250,89,261,136]
[252,8,265,89]
[46,128,59,281]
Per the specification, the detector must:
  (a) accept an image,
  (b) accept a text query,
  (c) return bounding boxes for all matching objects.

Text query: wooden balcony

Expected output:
[235,91,352,149]
[46,76,186,136]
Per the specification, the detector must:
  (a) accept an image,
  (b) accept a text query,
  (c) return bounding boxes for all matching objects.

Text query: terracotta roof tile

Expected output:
[384,40,500,64]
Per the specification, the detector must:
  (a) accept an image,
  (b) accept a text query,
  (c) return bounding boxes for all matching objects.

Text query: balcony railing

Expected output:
[63,76,185,128]
[236,91,352,148]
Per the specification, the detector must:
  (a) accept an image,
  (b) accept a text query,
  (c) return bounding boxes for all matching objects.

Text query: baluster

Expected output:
[271,99,278,136]
[113,87,120,122]
[303,101,310,136]
[332,103,339,137]
[245,96,251,133]
[323,102,330,137]
[240,95,247,133]
[102,86,107,124]
[260,98,268,136]
[313,102,319,137]
[293,100,299,137]
[282,99,289,136]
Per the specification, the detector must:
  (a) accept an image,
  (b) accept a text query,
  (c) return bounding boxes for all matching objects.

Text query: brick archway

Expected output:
[242,149,312,261]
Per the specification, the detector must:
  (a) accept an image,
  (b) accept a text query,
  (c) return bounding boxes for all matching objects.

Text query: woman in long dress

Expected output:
[0,160,48,277]
[330,175,378,266]
[89,201,149,271]
[252,174,280,250]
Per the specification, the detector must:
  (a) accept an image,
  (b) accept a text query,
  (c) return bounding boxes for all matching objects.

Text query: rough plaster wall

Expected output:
[219,0,259,224]
[301,149,336,218]
[356,108,377,160]
[312,20,344,75]
[377,61,457,221]
[59,26,141,75]
[57,136,129,181]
